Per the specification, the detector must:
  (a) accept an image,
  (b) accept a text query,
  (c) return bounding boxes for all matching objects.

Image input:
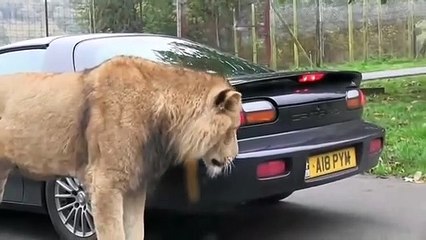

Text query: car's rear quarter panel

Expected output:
[1,37,76,212]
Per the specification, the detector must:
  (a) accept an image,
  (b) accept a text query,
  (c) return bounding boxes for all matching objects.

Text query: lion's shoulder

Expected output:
[86,55,230,90]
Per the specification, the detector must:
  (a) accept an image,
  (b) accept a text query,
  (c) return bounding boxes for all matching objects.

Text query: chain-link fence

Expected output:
[1,0,426,70]
[267,0,426,69]
[0,0,85,44]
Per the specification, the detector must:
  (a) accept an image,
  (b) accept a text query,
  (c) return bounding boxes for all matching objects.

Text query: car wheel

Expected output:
[45,177,97,240]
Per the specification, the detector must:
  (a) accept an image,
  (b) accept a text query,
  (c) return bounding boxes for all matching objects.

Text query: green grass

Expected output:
[361,77,426,178]
[293,57,426,73]
[330,58,426,72]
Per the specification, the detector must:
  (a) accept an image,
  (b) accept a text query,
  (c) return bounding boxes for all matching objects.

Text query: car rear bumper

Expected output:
[147,120,385,212]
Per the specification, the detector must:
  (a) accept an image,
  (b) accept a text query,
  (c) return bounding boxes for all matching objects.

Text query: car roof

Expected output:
[0,36,64,51]
[0,33,186,52]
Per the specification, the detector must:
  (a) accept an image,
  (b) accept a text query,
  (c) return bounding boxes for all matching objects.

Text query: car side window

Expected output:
[0,49,46,75]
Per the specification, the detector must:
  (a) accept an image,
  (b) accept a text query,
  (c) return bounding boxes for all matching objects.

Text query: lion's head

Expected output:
[201,88,242,178]
[177,87,242,178]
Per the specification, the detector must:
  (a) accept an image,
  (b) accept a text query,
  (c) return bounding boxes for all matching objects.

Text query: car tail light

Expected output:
[239,111,247,126]
[346,89,367,109]
[298,72,326,83]
[369,138,383,155]
[240,100,277,126]
[256,160,287,180]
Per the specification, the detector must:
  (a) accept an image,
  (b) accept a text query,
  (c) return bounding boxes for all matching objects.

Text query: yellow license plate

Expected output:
[306,147,357,179]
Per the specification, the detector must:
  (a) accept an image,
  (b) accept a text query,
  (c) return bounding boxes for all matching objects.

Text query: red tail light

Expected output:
[369,138,383,155]
[346,89,367,109]
[256,160,287,180]
[239,111,247,126]
[299,72,326,83]
[240,100,277,127]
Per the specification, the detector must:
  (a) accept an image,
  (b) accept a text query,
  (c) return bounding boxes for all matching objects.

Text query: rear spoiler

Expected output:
[228,70,363,87]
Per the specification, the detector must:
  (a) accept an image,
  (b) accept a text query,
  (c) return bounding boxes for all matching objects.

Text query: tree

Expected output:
[71,0,142,33]
[71,0,239,52]
[185,0,237,46]
[139,0,176,35]
[71,0,175,35]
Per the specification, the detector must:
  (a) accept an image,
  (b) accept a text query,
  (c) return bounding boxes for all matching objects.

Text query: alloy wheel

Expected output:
[54,177,96,238]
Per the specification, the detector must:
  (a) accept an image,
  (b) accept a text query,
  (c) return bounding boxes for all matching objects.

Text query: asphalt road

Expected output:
[361,66,426,81]
[1,174,425,240]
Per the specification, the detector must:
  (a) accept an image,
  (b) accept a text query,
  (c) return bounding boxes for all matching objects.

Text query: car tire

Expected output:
[250,192,294,205]
[45,177,97,240]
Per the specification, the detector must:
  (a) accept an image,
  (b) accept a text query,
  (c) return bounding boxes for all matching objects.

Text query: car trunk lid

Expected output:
[230,71,365,139]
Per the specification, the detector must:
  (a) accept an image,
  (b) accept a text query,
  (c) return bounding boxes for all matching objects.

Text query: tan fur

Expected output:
[0,55,242,240]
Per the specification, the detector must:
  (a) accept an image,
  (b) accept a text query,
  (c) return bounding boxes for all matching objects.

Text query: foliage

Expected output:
[362,77,426,178]
[139,0,176,35]
[71,0,142,33]
[185,0,237,49]
[68,0,417,70]
[315,57,426,72]
[70,0,238,47]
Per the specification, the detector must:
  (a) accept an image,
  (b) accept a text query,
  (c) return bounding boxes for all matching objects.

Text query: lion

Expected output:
[0,55,242,240]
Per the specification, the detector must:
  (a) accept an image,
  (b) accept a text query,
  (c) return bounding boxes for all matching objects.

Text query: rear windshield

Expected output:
[73,35,272,77]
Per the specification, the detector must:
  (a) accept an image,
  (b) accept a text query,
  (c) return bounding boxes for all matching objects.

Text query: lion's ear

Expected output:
[214,89,242,112]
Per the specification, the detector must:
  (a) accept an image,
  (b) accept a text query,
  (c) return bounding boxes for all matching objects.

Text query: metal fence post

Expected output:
[44,0,49,37]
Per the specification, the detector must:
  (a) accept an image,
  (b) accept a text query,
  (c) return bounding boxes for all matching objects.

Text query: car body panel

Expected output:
[3,170,23,202]
[0,36,61,52]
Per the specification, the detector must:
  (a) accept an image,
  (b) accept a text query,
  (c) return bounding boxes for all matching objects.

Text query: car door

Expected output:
[0,47,47,203]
